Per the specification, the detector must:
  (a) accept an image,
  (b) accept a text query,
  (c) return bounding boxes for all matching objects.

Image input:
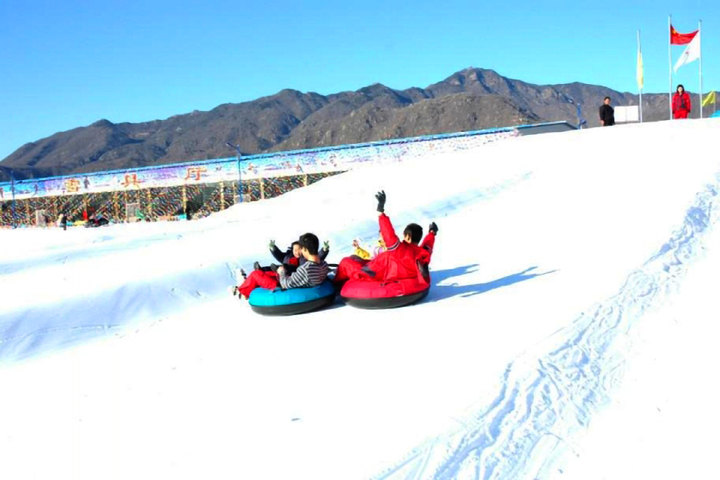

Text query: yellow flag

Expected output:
[636,47,643,90]
[702,91,716,107]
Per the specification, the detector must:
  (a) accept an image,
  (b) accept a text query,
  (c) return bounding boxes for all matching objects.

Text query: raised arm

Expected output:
[378,213,400,250]
[269,240,286,263]
[353,239,372,260]
[419,222,438,261]
[319,240,330,261]
[374,190,400,250]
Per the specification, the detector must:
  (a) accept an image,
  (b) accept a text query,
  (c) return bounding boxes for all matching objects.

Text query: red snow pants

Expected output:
[238,270,279,298]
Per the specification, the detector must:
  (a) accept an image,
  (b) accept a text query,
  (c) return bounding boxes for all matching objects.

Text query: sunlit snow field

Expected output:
[1,119,719,479]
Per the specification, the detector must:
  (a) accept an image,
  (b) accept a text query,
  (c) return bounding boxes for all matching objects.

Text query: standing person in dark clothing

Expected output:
[58,213,67,231]
[599,97,615,126]
[672,84,692,119]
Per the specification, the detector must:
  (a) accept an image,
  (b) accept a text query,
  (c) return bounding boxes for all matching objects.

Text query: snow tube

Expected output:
[340,277,430,309]
[248,281,336,316]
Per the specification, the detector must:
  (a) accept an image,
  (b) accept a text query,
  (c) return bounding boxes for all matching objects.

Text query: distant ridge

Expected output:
[0,67,692,181]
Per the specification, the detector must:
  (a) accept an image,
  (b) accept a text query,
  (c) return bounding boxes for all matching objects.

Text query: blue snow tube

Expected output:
[248,281,337,316]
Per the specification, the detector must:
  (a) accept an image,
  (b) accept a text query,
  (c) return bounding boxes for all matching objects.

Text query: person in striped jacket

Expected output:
[234,233,329,300]
[268,238,329,273]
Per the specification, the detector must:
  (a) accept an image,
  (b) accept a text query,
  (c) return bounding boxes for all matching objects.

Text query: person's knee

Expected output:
[256,271,279,290]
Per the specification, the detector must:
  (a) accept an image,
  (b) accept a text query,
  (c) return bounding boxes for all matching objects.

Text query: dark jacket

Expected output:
[599,104,615,126]
[270,244,329,272]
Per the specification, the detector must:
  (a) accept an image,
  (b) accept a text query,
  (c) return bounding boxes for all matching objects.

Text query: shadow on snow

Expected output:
[427,265,556,302]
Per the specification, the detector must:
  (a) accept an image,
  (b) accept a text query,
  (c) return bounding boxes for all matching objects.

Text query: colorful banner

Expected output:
[0,126,523,201]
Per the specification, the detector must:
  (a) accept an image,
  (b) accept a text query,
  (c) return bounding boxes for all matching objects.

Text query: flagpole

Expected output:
[668,15,673,119]
[699,20,703,119]
[638,29,643,123]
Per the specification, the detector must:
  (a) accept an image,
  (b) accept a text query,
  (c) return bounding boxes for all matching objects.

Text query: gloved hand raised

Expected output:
[429,222,438,235]
[323,240,330,250]
[375,190,386,213]
[268,239,276,250]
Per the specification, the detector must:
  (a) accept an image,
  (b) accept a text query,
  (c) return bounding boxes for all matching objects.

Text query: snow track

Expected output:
[374,177,720,479]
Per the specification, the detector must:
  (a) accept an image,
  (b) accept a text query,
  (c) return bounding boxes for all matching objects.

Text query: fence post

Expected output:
[113,192,120,220]
[182,185,187,214]
[0,166,17,228]
[146,188,152,219]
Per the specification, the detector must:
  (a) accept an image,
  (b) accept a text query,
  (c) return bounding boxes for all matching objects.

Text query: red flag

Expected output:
[670,25,698,45]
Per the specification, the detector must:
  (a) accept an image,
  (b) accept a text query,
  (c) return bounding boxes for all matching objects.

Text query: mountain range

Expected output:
[0,67,703,181]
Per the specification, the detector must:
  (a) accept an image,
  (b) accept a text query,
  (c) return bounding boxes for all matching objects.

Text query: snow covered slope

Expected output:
[1,119,719,479]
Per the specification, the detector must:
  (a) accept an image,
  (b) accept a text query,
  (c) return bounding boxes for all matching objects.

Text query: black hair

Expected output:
[403,223,423,244]
[291,241,301,247]
[677,84,685,92]
[299,233,319,255]
[604,96,611,102]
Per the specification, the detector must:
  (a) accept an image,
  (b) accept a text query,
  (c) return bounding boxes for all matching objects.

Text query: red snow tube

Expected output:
[340,277,430,309]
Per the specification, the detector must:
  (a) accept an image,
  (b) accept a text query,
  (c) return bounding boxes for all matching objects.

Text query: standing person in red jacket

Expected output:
[334,191,437,284]
[672,84,692,119]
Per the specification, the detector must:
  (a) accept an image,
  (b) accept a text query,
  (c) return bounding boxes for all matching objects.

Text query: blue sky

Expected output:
[0,0,717,161]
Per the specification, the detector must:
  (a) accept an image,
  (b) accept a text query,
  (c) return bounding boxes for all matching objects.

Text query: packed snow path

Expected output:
[375,178,720,479]
[1,119,719,480]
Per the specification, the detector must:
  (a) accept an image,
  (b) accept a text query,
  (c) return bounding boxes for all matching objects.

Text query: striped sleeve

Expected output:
[279,261,329,289]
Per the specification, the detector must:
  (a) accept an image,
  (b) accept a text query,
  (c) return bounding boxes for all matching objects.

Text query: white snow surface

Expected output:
[2,119,720,479]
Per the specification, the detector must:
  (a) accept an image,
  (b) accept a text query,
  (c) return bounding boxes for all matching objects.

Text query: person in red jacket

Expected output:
[672,84,692,119]
[334,191,437,284]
